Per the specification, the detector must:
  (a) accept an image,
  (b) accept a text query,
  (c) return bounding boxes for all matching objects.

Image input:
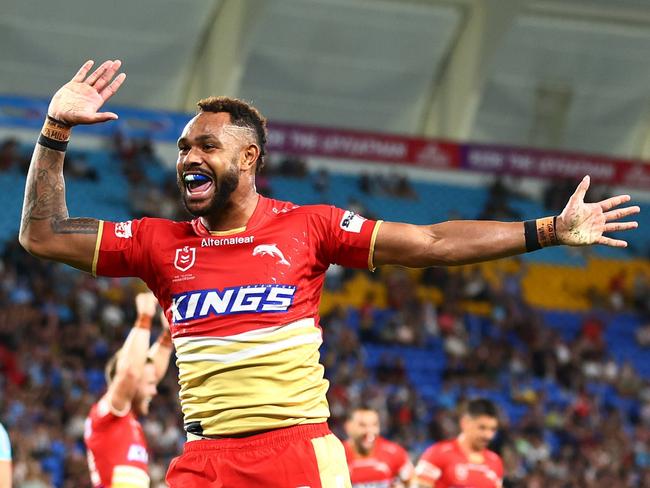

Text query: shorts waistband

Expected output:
[184,422,331,451]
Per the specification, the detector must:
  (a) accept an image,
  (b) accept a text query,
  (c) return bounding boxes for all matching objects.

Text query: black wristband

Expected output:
[38,133,68,152]
[524,219,541,252]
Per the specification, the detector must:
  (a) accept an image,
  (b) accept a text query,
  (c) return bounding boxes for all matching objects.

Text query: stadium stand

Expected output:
[1,133,649,487]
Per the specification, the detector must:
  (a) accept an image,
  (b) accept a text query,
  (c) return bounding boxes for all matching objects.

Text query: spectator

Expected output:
[479,177,521,220]
[358,173,373,194]
[394,175,417,200]
[0,139,21,172]
[0,422,11,488]
[64,154,98,181]
[312,168,330,194]
[278,155,307,176]
[636,322,650,347]
[608,270,627,311]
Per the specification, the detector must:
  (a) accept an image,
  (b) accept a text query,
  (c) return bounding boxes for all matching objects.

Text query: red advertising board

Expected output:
[266,121,650,189]
[266,122,460,171]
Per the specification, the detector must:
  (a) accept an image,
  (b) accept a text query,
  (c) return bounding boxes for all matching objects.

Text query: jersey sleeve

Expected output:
[92,219,148,278]
[413,445,444,487]
[311,206,382,270]
[492,453,504,482]
[90,398,129,431]
[395,445,415,482]
[0,424,11,461]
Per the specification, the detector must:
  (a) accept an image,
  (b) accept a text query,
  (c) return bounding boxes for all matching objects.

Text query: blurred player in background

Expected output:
[84,292,172,488]
[344,406,413,487]
[19,59,639,487]
[0,422,11,488]
[411,399,503,488]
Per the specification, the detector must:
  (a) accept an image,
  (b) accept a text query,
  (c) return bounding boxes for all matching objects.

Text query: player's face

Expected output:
[345,410,380,455]
[176,112,245,217]
[461,414,498,451]
[133,364,157,416]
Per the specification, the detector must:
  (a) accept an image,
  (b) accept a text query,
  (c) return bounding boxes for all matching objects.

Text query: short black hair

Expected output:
[196,96,267,173]
[463,398,499,419]
[347,405,377,421]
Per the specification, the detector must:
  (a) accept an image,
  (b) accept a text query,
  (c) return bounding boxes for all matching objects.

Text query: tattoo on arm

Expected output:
[51,217,99,234]
[21,145,98,236]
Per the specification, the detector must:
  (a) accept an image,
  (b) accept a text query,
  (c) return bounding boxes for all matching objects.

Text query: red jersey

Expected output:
[84,398,150,487]
[413,439,503,488]
[344,436,414,487]
[94,196,381,436]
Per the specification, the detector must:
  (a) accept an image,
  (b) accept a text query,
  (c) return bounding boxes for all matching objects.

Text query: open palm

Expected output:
[557,175,639,247]
[48,60,126,126]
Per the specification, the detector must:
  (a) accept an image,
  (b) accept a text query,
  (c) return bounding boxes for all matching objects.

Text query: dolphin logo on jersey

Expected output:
[252,243,290,266]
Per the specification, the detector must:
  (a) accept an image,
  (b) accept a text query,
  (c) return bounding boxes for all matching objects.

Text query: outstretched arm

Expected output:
[106,292,157,413]
[147,310,173,383]
[375,176,639,267]
[19,60,126,272]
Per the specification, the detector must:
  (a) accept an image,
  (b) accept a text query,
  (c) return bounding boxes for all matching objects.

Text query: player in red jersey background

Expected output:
[20,59,639,487]
[411,399,503,488]
[84,292,172,488]
[344,406,413,487]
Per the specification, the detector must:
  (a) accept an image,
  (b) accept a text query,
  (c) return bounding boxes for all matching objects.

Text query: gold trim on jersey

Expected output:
[312,434,352,487]
[111,465,150,488]
[92,220,104,277]
[368,220,383,272]
[174,317,330,436]
[174,319,322,363]
[209,226,246,236]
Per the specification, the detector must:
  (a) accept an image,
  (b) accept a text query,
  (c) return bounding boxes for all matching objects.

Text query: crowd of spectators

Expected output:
[358,171,418,200]
[0,240,183,487]
[1,234,648,486]
[323,263,650,487]
[0,138,25,172]
[477,178,524,221]
[0,134,648,487]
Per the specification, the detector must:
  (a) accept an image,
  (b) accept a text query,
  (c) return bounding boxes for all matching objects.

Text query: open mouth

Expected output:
[183,172,214,196]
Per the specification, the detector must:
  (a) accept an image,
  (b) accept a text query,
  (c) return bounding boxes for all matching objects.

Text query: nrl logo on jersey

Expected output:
[174,246,196,272]
[171,284,297,322]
